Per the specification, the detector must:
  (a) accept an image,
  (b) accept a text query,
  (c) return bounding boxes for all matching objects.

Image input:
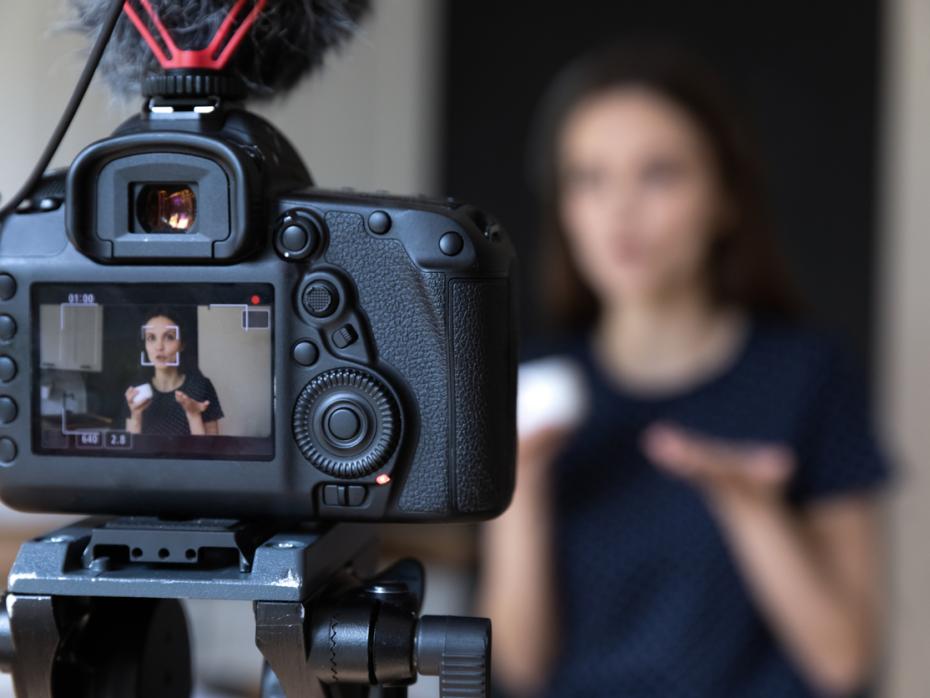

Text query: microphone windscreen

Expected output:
[68,0,372,101]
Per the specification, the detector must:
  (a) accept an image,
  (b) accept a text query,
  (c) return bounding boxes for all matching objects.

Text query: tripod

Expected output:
[0,517,490,697]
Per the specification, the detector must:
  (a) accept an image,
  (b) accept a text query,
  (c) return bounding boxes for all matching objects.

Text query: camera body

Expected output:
[0,104,517,522]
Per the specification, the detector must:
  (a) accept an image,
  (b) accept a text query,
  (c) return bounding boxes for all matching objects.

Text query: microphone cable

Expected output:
[0,0,124,221]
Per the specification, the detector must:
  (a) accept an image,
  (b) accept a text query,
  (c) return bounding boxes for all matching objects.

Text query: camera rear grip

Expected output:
[322,211,516,518]
[448,277,516,514]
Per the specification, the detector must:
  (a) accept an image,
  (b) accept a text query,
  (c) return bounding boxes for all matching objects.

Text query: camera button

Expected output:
[292,340,319,367]
[0,274,16,301]
[368,210,392,235]
[346,485,367,506]
[302,281,339,318]
[322,484,341,506]
[281,224,308,252]
[0,397,17,424]
[321,484,367,507]
[327,407,362,442]
[275,211,322,261]
[0,438,15,464]
[332,324,358,349]
[0,315,15,341]
[439,231,464,256]
[0,357,16,382]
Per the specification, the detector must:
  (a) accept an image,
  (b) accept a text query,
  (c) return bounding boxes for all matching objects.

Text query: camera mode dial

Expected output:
[293,369,399,479]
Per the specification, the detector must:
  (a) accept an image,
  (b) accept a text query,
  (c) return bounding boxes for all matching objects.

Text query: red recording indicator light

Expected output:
[250,294,261,305]
[375,474,391,486]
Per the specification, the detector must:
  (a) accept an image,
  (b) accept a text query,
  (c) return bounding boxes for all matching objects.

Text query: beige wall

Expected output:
[880,0,930,695]
[197,305,272,437]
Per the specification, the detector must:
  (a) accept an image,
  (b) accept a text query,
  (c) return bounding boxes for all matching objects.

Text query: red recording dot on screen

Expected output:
[375,474,391,486]
[250,294,261,305]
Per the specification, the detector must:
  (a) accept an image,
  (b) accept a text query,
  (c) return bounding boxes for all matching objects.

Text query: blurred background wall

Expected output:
[880,0,930,695]
[444,0,882,367]
[0,0,928,696]
[197,305,273,437]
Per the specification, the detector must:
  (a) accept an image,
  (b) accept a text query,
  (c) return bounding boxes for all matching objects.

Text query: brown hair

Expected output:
[530,42,803,333]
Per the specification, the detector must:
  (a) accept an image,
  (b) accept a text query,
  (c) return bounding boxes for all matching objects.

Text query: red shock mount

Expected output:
[122,0,268,71]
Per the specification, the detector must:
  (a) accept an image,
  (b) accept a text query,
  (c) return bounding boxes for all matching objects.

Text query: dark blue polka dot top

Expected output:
[535,316,892,698]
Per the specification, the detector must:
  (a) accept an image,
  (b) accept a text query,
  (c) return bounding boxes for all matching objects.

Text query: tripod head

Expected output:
[0,519,492,697]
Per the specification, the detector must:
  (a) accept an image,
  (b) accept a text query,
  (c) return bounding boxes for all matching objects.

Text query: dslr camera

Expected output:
[0,77,517,523]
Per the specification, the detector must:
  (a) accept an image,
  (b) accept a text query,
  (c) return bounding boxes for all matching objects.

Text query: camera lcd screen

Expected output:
[32,284,274,460]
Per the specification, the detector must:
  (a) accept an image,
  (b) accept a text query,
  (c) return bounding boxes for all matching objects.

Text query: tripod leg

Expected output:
[255,601,326,698]
[8,595,59,698]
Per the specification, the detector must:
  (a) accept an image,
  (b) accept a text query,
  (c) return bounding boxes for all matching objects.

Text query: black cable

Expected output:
[0,0,125,221]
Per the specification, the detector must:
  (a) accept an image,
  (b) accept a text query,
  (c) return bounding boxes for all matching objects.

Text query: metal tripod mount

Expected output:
[0,517,491,697]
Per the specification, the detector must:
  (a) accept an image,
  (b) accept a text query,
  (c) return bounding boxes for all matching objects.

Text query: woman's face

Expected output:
[143,315,183,368]
[558,87,726,306]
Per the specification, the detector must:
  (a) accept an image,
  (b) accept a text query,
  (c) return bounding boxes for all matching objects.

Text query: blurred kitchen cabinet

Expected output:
[38,304,102,372]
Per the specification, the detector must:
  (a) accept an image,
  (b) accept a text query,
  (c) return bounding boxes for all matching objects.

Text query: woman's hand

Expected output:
[124,386,151,434]
[175,390,210,436]
[517,424,573,492]
[642,421,794,509]
[125,386,152,416]
[643,421,883,694]
[174,390,210,416]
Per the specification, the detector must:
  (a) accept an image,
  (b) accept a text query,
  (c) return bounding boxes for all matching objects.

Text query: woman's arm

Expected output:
[476,428,564,696]
[186,414,206,435]
[644,424,885,696]
[124,386,148,434]
[204,420,219,435]
[175,390,210,435]
[713,491,884,696]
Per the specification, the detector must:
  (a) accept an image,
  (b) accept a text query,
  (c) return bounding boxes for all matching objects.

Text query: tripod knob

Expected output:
[415,616,491,698]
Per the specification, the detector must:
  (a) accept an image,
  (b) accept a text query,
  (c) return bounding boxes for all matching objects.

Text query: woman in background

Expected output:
[479,45,891,698]
[124,307,223,436]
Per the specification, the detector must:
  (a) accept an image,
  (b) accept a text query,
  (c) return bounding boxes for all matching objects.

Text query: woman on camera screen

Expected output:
[123,307,223,436]
[479,44,892,698]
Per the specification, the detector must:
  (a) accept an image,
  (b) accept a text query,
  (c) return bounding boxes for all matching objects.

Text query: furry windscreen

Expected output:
[68,0,372,101]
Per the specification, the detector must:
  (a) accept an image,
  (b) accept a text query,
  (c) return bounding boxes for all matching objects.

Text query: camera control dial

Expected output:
[293,369,398,479]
